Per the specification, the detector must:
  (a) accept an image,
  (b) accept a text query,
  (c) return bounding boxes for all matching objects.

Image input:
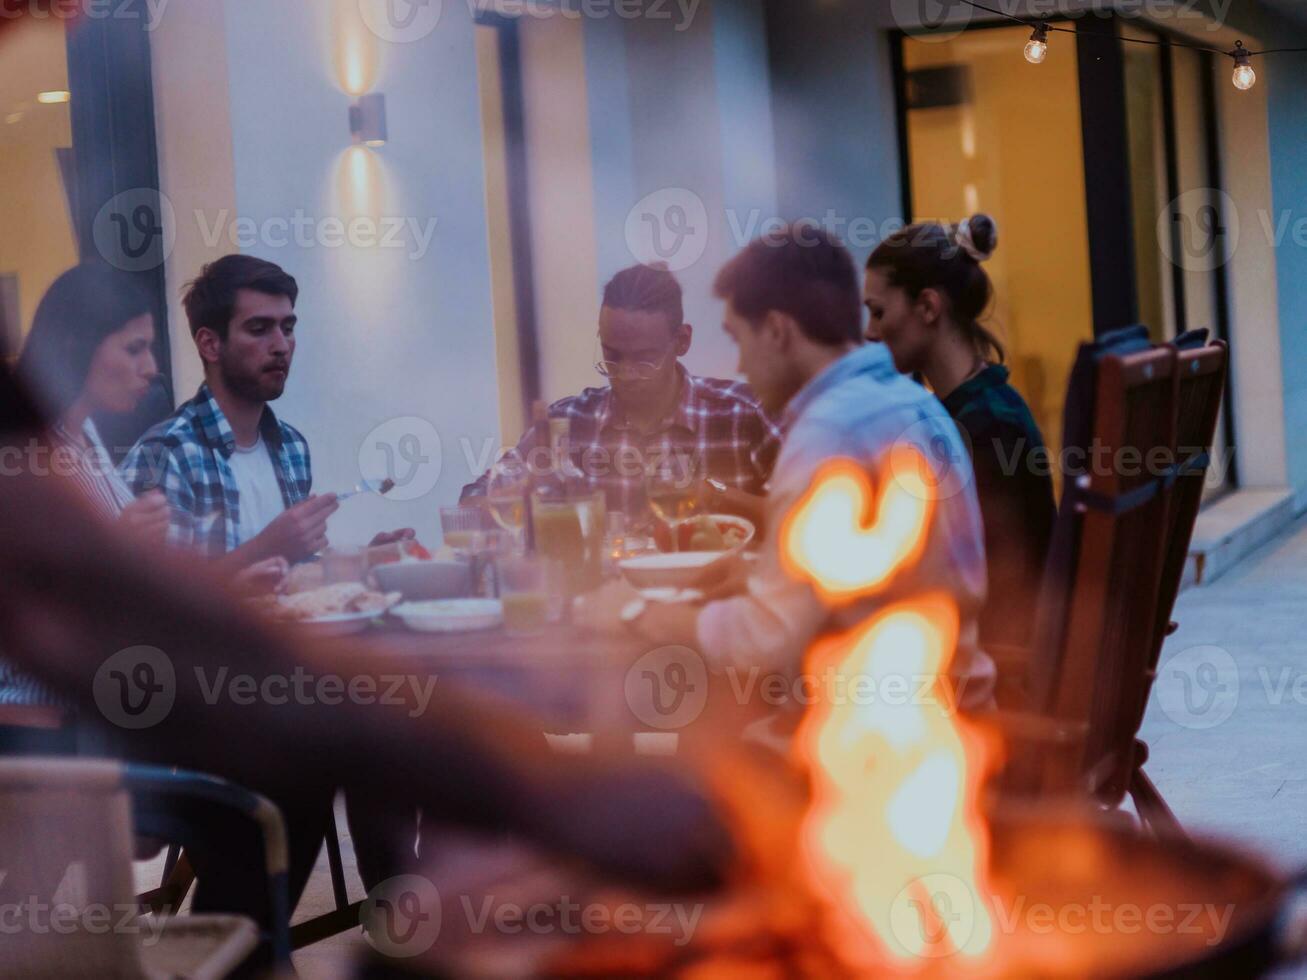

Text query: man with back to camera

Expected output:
[623,227,996,710]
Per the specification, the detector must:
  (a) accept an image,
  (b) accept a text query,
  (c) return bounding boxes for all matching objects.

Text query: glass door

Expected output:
[901,24,1095,469]
[1122,23,1235,496]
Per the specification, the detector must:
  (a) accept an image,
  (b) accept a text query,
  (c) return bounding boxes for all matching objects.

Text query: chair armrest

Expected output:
[123,764,291,966]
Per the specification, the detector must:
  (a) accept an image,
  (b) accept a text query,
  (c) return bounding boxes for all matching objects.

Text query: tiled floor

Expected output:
[1140,514,1307,977]
[131,516,1307,977]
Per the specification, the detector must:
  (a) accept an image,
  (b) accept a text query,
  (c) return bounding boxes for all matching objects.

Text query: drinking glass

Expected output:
[486,458,530,552]
[644,453,701,553]
[440,505,485,554]
[499,554,551,636]
[531,487,606,596]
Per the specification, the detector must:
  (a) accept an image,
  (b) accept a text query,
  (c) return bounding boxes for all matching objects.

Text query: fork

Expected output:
[336,477,395,501]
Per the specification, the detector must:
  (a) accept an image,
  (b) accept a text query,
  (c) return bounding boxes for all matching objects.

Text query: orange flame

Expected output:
[785,452,994,972]
[780,448,934,604]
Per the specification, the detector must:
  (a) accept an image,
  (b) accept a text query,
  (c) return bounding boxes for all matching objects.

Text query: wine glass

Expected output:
[487,457,530,552]
[644,452,700,553]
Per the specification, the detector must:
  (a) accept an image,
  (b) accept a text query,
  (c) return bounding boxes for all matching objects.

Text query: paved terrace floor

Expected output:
[132,515,1307,977]
[1139,513,1307,978]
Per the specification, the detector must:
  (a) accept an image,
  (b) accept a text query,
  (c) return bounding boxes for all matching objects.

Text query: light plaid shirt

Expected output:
[463,366,783,519]
[120,384,313,557]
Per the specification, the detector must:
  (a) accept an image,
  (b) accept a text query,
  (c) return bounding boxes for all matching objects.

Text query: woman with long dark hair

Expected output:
[17,263,171,533]
[865,216,1055,680]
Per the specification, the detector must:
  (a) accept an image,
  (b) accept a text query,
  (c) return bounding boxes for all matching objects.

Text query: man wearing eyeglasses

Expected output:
[462,263,781,522]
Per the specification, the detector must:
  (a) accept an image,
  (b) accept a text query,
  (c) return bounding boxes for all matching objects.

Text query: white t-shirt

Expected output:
[228,435,286,546]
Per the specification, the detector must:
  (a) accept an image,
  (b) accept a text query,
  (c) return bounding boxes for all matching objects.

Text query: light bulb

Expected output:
[1231,42,1256,91]
[1024,24,1050,65]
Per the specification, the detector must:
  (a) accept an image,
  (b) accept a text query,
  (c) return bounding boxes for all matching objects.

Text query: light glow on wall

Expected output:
[336,145,383,222]
[333,0,379,97]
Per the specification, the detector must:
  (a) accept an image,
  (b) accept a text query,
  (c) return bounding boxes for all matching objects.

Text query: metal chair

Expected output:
[0,756,283,977]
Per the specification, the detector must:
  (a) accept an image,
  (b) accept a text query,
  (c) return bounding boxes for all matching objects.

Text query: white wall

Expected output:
[153,0,506,546]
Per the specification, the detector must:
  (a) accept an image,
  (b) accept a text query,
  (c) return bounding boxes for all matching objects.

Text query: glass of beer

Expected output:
[499,555,550,636]
[531,487,606,596]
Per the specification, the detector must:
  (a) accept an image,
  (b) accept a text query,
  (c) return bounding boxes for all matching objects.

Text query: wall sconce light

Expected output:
[350,93,387,147]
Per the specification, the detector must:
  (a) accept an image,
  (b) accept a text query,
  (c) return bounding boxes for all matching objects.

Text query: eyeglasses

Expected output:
[593,336,676,381]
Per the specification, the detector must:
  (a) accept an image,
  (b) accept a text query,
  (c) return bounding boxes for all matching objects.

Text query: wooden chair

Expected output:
[1121,339,1229,834]
[0,757,269,978]
[998,343,1183,826]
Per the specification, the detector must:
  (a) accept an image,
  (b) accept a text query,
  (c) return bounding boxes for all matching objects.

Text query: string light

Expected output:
[947,0,1307,91]
[1024,23,1049,65]
[1231,41,1256,91]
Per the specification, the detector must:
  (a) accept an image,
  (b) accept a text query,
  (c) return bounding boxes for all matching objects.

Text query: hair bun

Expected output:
[956,214,998,263]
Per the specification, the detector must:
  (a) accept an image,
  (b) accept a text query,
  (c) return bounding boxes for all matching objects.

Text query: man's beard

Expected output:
[220,353,287,404]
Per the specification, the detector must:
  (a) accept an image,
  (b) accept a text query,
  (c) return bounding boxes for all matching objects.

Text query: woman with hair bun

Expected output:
[865,215,1055,690]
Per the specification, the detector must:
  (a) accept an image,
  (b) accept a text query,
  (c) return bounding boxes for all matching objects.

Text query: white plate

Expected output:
[638,587,706,604]
[295,610,379,636]
[619,550,737,591]
[392,599,504,634]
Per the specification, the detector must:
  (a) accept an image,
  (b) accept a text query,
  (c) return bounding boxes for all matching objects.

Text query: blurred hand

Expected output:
[231,557,290,597]
[369,528,416,548]
[256,494,339,562]
[119,490,170,544]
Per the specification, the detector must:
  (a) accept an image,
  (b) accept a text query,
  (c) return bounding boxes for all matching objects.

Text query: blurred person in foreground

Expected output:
[622,227,995,709]
[121,254,412,567]
[463,262,780,526]
[865,215,1055,676]
[0,357,731,969]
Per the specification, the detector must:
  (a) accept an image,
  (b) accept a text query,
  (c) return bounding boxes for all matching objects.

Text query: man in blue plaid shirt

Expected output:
[122,255,407,564]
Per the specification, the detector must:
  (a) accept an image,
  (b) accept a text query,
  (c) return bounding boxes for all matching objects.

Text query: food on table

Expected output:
[658,515,753,553]
[256,582,400,622]
[368,538,434,566]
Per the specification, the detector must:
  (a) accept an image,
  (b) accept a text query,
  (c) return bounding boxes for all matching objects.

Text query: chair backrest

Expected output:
[0,757,145,978]
[1129,341,1229,739]
[1024,346,1180,798]
[1022,325,1157,706]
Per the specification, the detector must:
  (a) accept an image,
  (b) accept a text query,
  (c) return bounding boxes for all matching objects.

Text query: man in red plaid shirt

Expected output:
[462,263,782,523]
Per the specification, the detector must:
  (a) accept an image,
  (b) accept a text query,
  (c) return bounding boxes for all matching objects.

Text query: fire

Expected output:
[779,449,934,604]
[785,453,994,972]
